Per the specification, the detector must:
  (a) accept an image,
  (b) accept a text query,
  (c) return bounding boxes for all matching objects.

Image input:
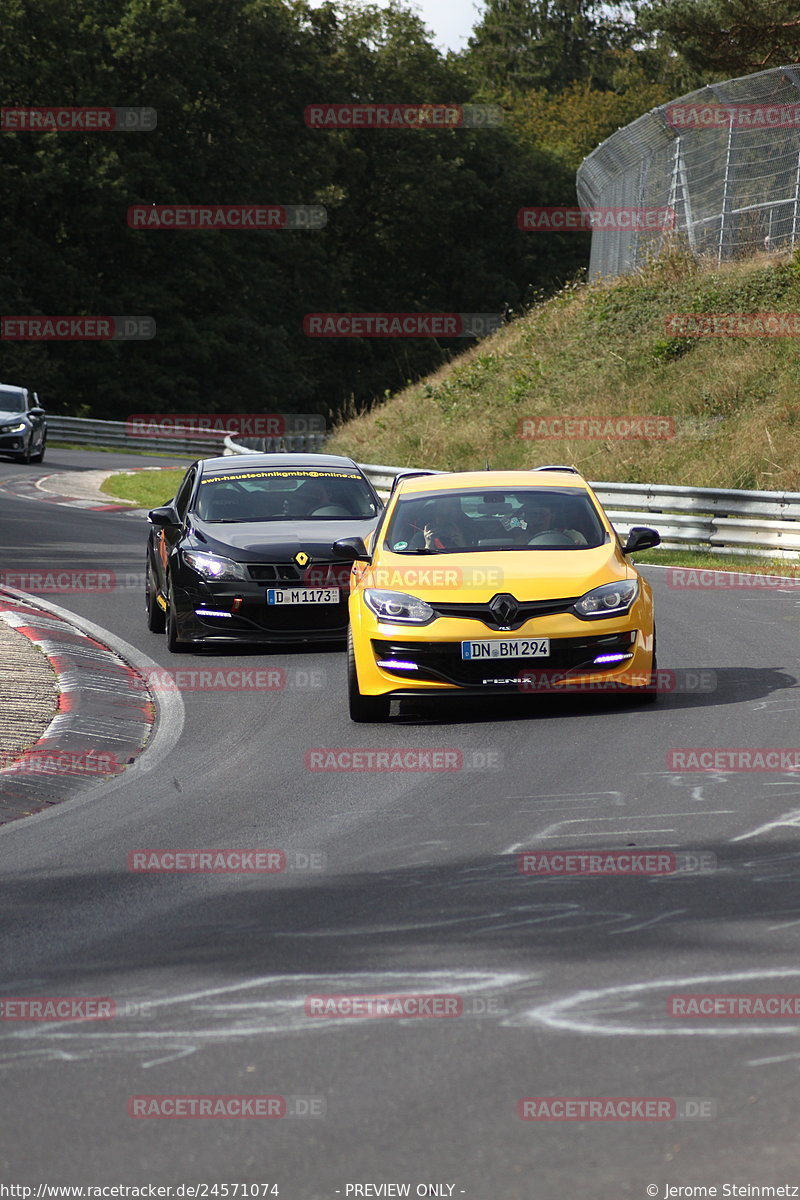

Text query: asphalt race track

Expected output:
[2,449,800,1197]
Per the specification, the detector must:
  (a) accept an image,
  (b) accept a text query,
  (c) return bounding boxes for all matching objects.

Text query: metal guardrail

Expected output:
[591,481,800,560]
[47,416,327,456]
[224,434,328,454]
[354,462,442,494]
[48,415,230,456]
[225,440,800,560]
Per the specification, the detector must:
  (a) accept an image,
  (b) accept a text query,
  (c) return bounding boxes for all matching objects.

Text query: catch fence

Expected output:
[577,64,800,278]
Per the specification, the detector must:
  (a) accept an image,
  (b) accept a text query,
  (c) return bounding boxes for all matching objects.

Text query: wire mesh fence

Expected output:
[577,63,800,279]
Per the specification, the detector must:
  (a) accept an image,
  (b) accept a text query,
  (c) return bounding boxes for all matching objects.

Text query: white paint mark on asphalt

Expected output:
[608,909,686,936]
[546,828,677,837]
[509,791,626,809]
[731,808,800,842]
[506,811,735,850]
[747,1051,800,1066]
[0,970,531,1069]
[520,968,800,1037]
[141,1046,199,1069]
[749,694,800,711]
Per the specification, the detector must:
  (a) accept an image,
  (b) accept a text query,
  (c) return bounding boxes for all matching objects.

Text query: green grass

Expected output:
[325,248,800,492]
[634,548,798,577]
[100,469,185,509]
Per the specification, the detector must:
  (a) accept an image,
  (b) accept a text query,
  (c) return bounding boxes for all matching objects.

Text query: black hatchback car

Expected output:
[0,383,47,463]
[145,453,382,650]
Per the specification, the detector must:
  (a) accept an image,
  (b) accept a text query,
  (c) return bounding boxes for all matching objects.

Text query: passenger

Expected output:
[411,498,471,550]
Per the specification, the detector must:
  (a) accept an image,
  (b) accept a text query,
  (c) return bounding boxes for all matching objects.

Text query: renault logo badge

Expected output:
[294,551,310,568]
[489,593,519,627]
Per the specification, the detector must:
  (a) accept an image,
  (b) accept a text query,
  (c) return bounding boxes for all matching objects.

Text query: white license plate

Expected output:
[461,638,550,659]
[267,588,340,605]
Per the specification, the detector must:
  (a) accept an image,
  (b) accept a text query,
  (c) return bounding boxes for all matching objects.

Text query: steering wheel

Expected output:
[527,530,578,546]
[311,504,351,517]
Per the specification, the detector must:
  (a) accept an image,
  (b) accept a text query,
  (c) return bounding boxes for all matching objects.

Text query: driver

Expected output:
[516,500,587,546]
[297,477,335,515]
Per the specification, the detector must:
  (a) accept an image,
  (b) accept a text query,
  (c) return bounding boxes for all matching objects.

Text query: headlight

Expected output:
[0,422,26,434]
[183,551,249,581]
[574,579,638,619]
[364,589,435,624]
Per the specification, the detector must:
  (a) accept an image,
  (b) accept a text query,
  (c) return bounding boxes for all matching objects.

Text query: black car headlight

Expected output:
[573,579,639,619]
[183,551,250,582]
[0,422,27,434]
[364,589,436,624]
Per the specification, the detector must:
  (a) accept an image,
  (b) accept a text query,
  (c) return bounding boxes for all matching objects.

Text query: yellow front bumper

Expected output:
[348,593,655,697]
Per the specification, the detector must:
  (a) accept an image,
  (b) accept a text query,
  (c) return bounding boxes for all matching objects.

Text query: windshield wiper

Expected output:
[205,516,288,524]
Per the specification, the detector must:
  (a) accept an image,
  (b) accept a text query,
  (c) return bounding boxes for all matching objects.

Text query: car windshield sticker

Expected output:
[201,470,360,485]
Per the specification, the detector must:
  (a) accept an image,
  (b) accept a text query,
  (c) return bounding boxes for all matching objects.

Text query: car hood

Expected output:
[0,410,28,423]
[362,541,631,601]
[187,516,379,561]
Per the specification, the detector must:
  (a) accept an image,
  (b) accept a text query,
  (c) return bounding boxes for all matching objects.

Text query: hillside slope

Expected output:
[326,251,800,491]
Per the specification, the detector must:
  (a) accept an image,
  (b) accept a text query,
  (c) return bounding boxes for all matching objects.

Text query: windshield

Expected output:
[195,468,379,523]
[0,388,26,413]
[385,488,608,552]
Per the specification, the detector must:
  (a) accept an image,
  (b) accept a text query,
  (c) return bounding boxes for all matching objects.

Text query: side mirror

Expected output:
[332,535,371,563]
[148,504,181,528]
[29,407,45,417]
[623,526,661,554]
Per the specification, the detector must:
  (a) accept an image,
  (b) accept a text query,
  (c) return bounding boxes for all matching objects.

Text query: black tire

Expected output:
[145,558,166,633]
[30,435,46,464]
[165,579,188,653]
[347,627,391,722]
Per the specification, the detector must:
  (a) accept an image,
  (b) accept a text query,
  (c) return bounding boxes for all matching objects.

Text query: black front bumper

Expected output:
[172,579,349,644]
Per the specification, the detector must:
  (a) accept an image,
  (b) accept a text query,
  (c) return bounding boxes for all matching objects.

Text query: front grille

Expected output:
[246,561,350,587]
[372,634,634,686]
[247,563,304,583]
[430,596,579,631]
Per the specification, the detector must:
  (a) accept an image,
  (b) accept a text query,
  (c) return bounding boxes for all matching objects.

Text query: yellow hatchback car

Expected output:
[333,467,660,722]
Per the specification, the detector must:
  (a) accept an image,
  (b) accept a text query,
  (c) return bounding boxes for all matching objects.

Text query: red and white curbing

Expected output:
[0,472,135,512]
[0,590,155,823]
[0,466,180,514]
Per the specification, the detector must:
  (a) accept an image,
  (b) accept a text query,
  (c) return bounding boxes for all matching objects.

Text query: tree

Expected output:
[465,0,636,94]
[0,0,586,420]
[638,0,800,79]
[506,75,673,171]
